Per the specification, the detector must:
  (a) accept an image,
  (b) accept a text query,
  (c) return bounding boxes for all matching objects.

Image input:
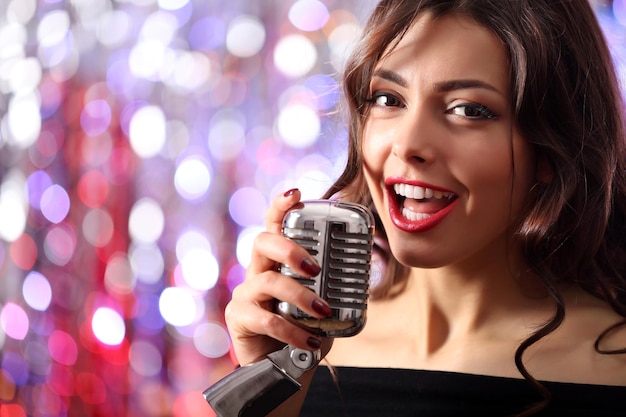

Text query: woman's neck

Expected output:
[395,265,551,354]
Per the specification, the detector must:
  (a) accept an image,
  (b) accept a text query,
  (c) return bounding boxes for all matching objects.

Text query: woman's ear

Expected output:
[535,154,554,183]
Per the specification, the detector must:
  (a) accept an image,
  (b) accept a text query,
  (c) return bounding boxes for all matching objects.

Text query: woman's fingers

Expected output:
[226,298,324,358]
[247,231,321,279]
[265,188,304,235]
[238,269,332,323]
[226,270,332,365]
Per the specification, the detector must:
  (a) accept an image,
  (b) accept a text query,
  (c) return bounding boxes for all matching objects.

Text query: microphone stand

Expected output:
[203,345,320,417]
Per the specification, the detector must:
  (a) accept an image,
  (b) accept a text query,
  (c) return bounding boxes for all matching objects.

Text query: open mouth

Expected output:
[392,183,457,221]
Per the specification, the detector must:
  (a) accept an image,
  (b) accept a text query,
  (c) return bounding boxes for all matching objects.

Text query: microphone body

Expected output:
[203,200,374,417]
[278,200,374,337]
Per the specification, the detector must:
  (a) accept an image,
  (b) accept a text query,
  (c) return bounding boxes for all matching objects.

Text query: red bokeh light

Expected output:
[77,170,110,208]
[9,234,37,271]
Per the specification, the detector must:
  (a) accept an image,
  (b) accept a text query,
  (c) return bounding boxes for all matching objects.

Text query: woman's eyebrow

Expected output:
[372,68,502,95]
[372,69,408,88]
[433,79,501,94]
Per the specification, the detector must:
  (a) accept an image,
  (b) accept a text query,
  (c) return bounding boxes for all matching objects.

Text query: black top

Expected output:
[300,366,626,417]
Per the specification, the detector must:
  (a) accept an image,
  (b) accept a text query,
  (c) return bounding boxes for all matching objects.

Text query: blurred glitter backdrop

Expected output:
[0,0,624,416]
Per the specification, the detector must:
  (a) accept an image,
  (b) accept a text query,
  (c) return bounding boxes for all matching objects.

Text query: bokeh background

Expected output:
[0,0,623,416]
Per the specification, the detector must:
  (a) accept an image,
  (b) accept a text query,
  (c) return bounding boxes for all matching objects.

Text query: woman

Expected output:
[225,0,626,415]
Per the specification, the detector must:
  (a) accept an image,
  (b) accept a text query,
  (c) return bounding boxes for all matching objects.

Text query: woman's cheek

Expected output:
[362,124,393,168]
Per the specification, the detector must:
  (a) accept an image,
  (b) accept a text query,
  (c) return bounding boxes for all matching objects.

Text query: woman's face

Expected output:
[362,13,537,269]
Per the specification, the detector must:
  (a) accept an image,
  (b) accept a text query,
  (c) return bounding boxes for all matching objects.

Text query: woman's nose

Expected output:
[391,107,436,164]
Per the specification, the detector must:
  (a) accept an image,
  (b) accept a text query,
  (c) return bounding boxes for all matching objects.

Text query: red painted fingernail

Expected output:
[300,258,321,276]
[307,337,322,350]
[312,299,332,317]
[283,188,298,197]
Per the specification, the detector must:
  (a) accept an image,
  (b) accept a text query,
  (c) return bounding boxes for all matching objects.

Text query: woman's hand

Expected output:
[225,189,333,366]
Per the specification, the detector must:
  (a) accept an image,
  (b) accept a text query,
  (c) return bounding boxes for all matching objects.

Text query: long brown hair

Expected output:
[324,0,626,414]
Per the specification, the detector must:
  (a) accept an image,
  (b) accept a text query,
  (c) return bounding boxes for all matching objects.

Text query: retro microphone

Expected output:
[203,200,374,417]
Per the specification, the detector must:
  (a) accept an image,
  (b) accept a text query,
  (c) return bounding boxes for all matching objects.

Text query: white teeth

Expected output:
[394,183,455,221]
[402,208,433,221]
[393,183,452,200]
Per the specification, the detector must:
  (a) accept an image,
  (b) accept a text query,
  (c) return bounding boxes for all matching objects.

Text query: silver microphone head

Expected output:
[277,200,374,337]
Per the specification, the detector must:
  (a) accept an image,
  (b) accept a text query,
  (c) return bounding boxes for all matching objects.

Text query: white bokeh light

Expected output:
[7,93,41,148]
[274,34,318,78]
[295,154,336,199]
[327,22,362,72]
[277,104,320,148]
[176,229,212,261]
[37,10,70,47]
[40,184,71,224]
[296,170,333,200]
[91,307,125,346]
[180,248,219,291]
[8,57,42,95]
[128,198,165,244]
[228,187,267,227]
[193,322,231,358]
[129,243,165,285]
[167,51,212,91]
[22,271,52,311]
[124,0,154,7]
[6,0,37,25]
[208,115,246,161]
[174,157,212,200]
[0,172,28,242]
[236,226,264,268]
[129,40,167,80]
[158,0,190,10]
[129,106,167,158]
[226,15,266,58]
[0,23,28,63]
[97,10,131,47]
[0,196,27,241]
[159,287,197,327]
[140,10,178,45]
[288,0,330,32]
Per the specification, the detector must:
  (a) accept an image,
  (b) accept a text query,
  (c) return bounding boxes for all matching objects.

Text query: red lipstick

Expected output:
[385,178,458,233]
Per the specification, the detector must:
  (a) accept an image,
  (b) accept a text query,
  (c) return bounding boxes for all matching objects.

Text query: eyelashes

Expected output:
[365,91,499,121]
[365,92,405,108]
[446,103,498,120]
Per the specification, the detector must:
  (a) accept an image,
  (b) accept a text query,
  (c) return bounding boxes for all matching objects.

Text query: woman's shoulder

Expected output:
[529,287,626,386]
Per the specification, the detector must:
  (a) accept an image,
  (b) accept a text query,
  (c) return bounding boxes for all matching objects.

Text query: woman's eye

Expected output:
[447,103,497,120]
[367,92,403,108]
